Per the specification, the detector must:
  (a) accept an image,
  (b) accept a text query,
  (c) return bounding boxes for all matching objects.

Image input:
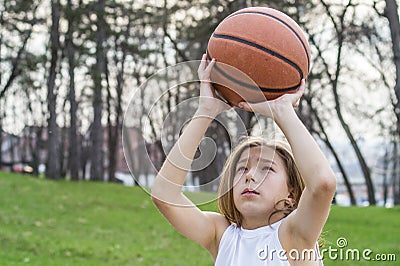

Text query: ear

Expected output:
[287,188,295,199]
[285,189,297,209]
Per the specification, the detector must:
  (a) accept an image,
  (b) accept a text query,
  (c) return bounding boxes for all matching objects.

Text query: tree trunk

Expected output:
[235,109,254,138]
[307,98,357,205]
[81,139,90,180]
[0,2,3,168]
[382,144,390,206]
[332,28,375,206]
[332,81,376,205]
[90,0,106,181]
[385,0,400,134]
[385,0,400,206]
[307,2,376,205]
[392,141,400,205]
[60,126,67,178]
[105,67,116,182]
[66,0,80,181]
[46,0,61,180]
[191,121,230,192]
[108,49,126,183]
[0,102,2,167]
[0,2,38,168]
[31,127,42,176]
[106,86,114,182]
[0,23,34,100]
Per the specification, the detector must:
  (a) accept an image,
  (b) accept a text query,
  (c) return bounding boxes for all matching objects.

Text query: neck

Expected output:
[241,213,285,230]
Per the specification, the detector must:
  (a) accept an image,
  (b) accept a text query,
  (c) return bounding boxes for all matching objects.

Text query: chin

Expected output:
[237,203,269,216]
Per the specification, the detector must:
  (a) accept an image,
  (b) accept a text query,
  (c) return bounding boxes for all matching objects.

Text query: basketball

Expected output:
[206,6,310,107]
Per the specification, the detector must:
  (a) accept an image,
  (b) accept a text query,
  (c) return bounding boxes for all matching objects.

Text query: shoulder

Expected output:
[279,210,317,250]
[279,213,323,265]
[204,211,230,239]
[203,211,230,259]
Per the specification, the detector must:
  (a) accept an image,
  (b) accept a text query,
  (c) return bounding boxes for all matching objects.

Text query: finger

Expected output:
[238,101,253,112]
[205,58,216,73]
[290,79,305,102]
[297,79,305,95]
[198,54,207,72]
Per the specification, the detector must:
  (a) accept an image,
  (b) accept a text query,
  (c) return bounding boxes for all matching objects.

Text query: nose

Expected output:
[245,169,257,183]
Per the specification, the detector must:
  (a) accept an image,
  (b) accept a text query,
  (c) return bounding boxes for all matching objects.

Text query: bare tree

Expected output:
[65,0,80,180]
[0,0,42,167]
[392,141,400,204]
[90,0,107,181]
[46,0,61,179]
[304,0,376,204]
[304,95,356,205]
[384,0,400,133]
[384,0,400,204]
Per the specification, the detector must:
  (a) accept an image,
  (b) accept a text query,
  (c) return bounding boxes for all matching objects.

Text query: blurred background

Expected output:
[1,0,400,208]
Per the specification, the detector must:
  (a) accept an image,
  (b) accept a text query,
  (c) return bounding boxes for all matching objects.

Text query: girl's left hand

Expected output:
[197,54,231,117]
[237,79,305,119]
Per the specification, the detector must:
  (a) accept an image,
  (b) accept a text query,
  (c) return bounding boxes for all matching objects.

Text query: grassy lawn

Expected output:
[0,172,399,265]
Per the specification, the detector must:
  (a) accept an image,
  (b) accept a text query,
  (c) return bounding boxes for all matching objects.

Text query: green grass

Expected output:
[0,172,399,265]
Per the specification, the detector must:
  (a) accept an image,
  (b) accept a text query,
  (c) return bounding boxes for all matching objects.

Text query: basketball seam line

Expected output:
[206,51,300,93]
[211,33,304,79]
[225,10,310,70]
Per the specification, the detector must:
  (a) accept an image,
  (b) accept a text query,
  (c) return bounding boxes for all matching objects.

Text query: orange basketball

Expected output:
[206,7,310,107]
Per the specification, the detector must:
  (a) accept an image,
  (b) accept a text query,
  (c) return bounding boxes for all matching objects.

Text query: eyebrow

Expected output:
[237,158,276,166]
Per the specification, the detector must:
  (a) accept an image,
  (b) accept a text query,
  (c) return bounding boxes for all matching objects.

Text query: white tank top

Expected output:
[215,219,323,266]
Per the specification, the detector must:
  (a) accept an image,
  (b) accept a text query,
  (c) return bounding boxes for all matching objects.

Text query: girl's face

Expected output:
[232,145,291,222]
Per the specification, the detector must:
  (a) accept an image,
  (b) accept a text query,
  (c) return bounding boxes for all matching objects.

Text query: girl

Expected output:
[151,55,336,265]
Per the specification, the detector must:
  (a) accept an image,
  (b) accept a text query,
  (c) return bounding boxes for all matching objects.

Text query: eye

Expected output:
[236,166,247,173]
[262,166,274,172]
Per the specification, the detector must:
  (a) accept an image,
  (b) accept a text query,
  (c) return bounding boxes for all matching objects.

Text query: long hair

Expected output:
[217,137,305,226]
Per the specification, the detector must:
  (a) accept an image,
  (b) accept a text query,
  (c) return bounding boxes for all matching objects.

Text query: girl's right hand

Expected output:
[197,54,230,117]
[237,79,305,121]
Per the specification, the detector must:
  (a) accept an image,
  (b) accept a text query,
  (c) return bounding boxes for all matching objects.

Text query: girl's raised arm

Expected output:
[238,80,336,249]
[151,55,230,258]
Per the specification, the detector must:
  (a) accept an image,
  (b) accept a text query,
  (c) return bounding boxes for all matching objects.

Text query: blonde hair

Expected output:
[217,136,305,226]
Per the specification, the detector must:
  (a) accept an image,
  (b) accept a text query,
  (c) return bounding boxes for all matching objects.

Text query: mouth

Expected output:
[241,188,260,196]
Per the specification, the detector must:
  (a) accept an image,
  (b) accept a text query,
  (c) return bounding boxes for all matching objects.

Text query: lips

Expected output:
[241,188,260,196]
